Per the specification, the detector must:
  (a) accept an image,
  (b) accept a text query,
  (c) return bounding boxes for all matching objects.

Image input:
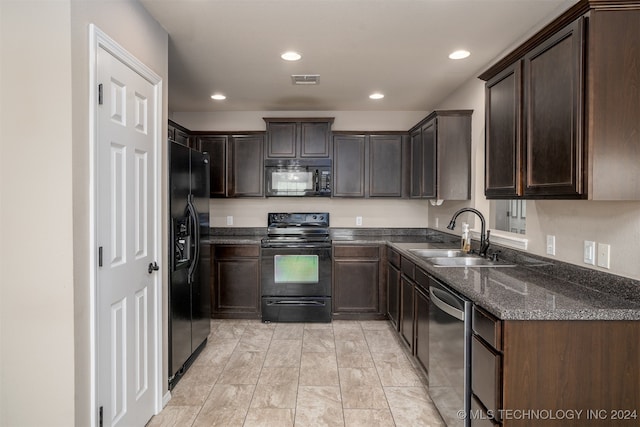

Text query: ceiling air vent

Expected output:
[291,74,320,85]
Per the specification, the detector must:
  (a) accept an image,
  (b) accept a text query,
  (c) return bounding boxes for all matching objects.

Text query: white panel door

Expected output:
[97,46,157,427]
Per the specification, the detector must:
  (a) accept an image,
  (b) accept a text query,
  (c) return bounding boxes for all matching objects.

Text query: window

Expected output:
[492,200,526,234]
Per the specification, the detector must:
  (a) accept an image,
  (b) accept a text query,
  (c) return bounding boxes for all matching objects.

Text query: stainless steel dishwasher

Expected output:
[429,278,472,427]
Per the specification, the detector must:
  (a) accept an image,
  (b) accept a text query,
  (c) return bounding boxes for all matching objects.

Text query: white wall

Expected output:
[173,110,427,132]
[210,198,430,228]
[1,1,75,425]
[1,1,168,426]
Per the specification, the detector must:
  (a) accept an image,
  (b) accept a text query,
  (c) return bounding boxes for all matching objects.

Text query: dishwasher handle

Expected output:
[430,287,465,321]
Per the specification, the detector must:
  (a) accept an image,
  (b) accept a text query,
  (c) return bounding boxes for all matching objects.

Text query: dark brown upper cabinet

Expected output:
[196,132,265,198]
[264,118,333,158]
[369,134,408,197]
[523,19,584,198]
[480,1,640,200]
[409,110,472,200]
[332,133,408,198]
[168,119,194,149]
[485,63,522,198]
[198,135,228,197]
[228,134,264,197]
[333,134,366,197]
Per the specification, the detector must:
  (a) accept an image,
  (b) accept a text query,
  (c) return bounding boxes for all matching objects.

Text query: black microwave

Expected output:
[265,159,331,197]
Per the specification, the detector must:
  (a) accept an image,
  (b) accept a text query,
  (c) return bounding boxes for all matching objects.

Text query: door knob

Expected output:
[148,262,159,274]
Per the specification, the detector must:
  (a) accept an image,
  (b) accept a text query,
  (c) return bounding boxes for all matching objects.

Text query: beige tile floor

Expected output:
[148,319,446,427]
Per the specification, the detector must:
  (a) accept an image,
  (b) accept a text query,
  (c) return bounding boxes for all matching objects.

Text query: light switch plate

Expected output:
[583,240,595,265]
[597,243,610,269]
[546,235,556,256]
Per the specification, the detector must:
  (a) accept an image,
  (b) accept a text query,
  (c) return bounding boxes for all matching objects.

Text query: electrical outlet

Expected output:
[584,241,595,265]
[356,216,363,226]
[226,216,233,226]
[597,243,610,269]
[435,217,439,228]
[546,235,556,256]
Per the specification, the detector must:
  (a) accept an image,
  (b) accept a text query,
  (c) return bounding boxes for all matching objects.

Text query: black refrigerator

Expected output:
[168,141,211,389]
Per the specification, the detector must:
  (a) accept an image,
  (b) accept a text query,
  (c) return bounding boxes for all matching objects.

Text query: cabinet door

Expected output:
[410,128,422,198]
[420,120,437,198]
[229,135,264,197]
[387,262,400,330]
[198,136,227,198]
[333,259,379,313]
[414,285,429,374]
[523,18,584,198]
[369,135,403,197]
[266,122,297,158]
[472,336,502,421]
[400,276,414,350]
[174,128,192,149]
[485,63,522,198]
[300,121,331,158]
[213,245,260,317]
[333,135,365,197]
[333,245,381,317]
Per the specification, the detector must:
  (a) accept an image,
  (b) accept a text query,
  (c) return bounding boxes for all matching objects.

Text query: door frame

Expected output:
[88,24,164,425]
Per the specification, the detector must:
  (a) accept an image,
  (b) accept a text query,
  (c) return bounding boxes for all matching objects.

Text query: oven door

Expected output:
[261,246,331,297]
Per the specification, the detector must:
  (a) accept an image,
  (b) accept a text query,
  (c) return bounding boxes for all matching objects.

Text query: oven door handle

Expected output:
[430,288,465,321]
[266,300,326,306]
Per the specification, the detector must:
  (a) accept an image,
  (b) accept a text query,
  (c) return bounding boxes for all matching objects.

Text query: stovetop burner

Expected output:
[263,212,331,248]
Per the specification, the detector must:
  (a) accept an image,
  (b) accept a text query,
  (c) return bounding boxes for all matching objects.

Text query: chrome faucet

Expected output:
[447,208,491,257]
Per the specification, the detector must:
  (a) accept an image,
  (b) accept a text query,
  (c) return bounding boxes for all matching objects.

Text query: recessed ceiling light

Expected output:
[369,93,384,100]
[449,50,471,60]
[281,51,302,61]
[210,94,226,100]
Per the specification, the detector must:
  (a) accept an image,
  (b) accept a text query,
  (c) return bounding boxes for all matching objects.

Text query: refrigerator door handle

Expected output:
[186,196,200,281]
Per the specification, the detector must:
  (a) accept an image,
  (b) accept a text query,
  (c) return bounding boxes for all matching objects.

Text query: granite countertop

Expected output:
[205,227,640,321]
[391,242,640,321]
[203,235,262,245]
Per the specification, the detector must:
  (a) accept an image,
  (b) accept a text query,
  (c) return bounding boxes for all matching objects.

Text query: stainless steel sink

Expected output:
[409,248,464,258]
[427,256,516,268]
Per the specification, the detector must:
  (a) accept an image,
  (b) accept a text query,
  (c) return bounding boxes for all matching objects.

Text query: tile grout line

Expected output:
[332,321,346,427]
[242,323,268,426]
[190,321,240,427]
[361,321,398,427]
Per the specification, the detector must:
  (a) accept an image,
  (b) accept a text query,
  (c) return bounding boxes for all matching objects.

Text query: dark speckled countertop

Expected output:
[391,242,640,321]
[207,227,640,321]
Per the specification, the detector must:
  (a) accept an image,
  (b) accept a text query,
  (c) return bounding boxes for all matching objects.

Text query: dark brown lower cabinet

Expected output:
[211,244,260,319]
[332,244,385,320]
[399,257,417,351]
[472,305,640,426]
[400,276,414,350]
[414,284,429,374]
[386,256,400,330]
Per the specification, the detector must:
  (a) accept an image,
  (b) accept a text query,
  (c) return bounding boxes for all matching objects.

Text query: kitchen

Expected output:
[1,0,639,426]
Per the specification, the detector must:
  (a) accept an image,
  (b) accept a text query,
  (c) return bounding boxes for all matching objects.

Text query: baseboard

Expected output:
[162,390,172,408]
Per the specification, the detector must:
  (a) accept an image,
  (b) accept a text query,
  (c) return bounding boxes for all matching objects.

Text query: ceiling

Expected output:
[140,0,578,113]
